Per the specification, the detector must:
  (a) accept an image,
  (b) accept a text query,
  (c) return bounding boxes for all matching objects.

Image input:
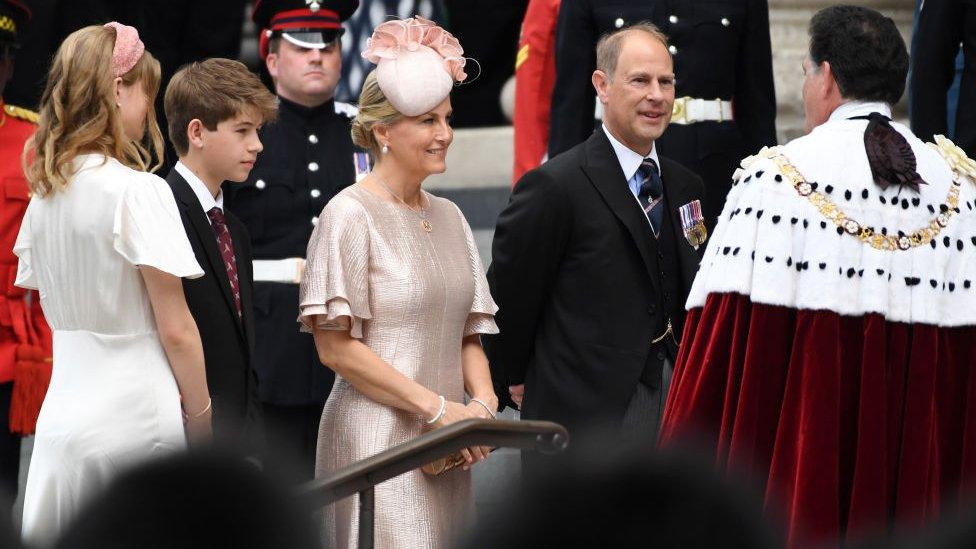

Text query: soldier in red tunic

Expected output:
[0,0,52,508]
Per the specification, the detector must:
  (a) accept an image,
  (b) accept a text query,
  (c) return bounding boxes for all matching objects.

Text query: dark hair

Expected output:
[54,450,319,549]
[808,5,908,105]
[460,441,781,548]
[164,58,278,156]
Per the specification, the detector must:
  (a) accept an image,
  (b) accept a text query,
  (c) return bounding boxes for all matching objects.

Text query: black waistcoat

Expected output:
[640,194,683,388]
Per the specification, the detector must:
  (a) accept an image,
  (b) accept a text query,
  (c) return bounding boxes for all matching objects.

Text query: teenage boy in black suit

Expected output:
[163,58,278,442]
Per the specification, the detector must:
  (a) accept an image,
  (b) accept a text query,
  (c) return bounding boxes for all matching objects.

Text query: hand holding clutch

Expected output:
[421,398,496,475]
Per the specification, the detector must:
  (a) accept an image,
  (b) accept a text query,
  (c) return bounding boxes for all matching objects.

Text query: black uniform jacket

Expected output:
[225,97,358,406]
[911,0,976,157]
[167,169,259,435]
[484,129,704,432]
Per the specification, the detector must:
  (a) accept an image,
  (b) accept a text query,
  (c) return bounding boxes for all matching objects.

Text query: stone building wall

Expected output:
[770,0,916,141]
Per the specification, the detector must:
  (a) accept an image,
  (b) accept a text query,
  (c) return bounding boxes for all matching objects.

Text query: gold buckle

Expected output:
[671,97,690,124]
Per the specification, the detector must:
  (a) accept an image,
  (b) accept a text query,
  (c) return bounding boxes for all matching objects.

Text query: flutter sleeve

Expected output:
[455,204,498,337]
[13,199,37,290]
[298,195,372,338]
[112,174,203,278]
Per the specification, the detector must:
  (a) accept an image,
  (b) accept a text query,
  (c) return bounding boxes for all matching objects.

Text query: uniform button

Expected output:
[308,134,319,144]
[311,216,319,226]
[255,179,266,190]
[669,14,678,24]
[308,162,319,172]
[668,45,678,55]
[310,188,322,198]
[614,17,624,28]
[721,17,730,26]
[657,351,666,361]
[648,305,656,314]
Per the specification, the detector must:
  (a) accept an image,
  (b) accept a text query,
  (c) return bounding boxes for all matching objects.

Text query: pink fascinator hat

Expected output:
[361,17,468,116]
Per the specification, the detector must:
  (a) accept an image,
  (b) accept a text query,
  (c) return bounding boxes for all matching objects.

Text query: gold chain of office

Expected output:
[766,136,975,252]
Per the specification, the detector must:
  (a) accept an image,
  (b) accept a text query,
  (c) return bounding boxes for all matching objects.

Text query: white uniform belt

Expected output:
[671,97,734,125]
[253,258,305,284]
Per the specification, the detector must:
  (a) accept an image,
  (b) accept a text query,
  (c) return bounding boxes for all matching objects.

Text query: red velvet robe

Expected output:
[660,292,976,546]
[659,106,976,545]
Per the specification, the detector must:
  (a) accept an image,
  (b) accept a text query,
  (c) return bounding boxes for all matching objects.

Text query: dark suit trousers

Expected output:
[262,402,324,483]
[621,358,674,445]
[520,359,675,479]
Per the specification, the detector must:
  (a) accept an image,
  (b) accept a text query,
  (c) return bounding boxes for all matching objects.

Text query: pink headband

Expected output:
[103,22,145,78]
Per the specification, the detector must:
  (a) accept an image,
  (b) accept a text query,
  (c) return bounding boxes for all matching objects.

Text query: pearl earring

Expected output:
[381,143,389,154]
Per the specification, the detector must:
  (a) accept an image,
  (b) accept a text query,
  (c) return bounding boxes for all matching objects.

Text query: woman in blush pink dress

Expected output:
[298,17,498,549]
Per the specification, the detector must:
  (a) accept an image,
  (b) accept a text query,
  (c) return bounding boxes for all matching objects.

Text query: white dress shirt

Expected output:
[174,161,224,224]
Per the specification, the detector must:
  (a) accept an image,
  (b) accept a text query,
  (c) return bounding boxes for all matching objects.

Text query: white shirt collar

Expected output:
[174,161,223,217]
[602,124,660,181]
[828,100,893,122]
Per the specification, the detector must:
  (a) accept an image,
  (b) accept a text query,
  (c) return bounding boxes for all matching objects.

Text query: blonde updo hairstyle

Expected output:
[350,70,404,158]
[23,25,165,197]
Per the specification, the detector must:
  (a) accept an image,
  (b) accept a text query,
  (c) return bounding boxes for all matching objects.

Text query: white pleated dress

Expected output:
[14,154,203,546]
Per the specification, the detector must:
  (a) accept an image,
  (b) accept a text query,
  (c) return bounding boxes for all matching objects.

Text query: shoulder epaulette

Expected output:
[732,145,780,180]
[4,104,38,124]
[334,101,359,119]
[929,135,976,180]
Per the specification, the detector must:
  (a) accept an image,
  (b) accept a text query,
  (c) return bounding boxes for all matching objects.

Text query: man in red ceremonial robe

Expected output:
[660,5,976,547]
[0,0,53,510]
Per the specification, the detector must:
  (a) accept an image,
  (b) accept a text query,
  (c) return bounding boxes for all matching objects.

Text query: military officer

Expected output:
[548,0,778,231]
[0,0,52,508]
[225,0,365,482]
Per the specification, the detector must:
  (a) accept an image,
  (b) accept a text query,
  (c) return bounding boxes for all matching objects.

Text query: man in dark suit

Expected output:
[486,24,704,455]
[163,59,279,443]
[547,0,776,232]
[910,0,974,157]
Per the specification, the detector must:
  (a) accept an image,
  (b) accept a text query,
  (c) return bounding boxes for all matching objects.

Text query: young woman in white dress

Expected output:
[16,23,211,545]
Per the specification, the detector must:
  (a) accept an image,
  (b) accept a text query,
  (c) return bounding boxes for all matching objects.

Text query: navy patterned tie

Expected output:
[637,157,664,237]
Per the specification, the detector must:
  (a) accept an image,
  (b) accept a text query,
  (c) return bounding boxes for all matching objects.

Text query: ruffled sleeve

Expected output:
[455,204,498,337]
[113,174,203,279]
[298,195,372,337]
[13,200,37,290]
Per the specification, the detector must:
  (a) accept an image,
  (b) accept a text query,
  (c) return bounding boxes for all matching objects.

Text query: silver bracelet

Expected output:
[470,398,496,419]
[425,395,446,424]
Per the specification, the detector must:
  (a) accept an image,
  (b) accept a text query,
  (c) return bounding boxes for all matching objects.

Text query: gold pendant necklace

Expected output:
[378,179,432,232]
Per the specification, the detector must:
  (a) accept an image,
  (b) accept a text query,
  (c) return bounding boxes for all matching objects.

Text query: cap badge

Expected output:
[306,0,322,12]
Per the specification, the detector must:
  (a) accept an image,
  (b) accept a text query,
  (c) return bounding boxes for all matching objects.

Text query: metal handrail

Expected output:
[296,419,569,549]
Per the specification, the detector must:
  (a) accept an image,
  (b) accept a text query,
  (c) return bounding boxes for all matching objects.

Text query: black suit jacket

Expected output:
[485,130,704,432]
[910,0,976,157]
[167,170,259,438]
